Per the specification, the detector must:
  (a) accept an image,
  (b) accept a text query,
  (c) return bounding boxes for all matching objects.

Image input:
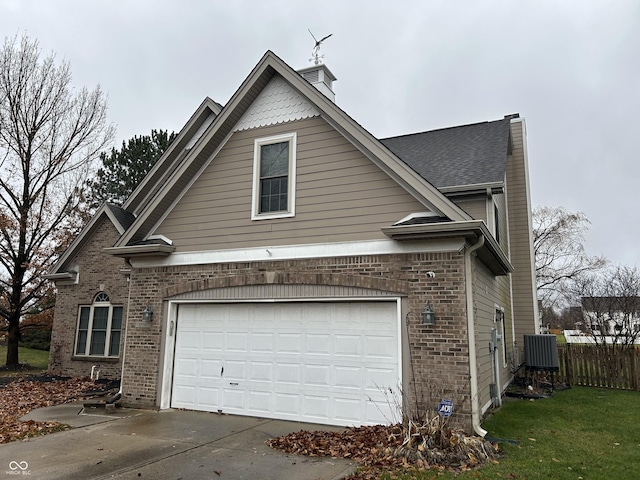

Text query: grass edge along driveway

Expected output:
[377,387,640,480]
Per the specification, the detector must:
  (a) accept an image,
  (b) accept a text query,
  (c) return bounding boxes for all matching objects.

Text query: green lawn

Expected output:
[0,345,49,374]
[379,387,640,479]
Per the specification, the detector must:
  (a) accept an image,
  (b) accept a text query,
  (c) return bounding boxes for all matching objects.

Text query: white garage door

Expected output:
[171,301,400,426]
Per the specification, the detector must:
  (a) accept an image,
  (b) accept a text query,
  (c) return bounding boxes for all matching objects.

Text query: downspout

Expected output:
[465,234,487,437]
[115,258,134,400]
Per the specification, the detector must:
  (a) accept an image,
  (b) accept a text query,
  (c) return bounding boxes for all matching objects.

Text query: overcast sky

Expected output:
[2,0,638,268]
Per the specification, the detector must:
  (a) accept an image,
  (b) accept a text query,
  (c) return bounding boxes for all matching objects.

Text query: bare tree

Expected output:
[0,34,114,368]
[533,206,606,307]
[572,266,640,349]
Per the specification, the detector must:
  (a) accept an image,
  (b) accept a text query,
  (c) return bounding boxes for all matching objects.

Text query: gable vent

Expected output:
[297,63,337,102]
[301,69,319,84]
[524,335,559,371]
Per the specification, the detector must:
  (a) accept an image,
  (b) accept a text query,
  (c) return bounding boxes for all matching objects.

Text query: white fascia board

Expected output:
[129,238,465,268]
[439,182,505,196]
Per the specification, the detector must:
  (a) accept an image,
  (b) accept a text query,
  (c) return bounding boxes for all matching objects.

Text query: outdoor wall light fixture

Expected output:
[142,305,154,322]
[422,303,435,325]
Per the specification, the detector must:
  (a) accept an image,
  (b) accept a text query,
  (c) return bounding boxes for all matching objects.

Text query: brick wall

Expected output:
[121,251,472,430]
[49,219,129,378]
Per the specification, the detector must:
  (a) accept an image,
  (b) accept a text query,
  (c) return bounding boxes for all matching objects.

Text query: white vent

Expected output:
[301,70,319,83]
[297,64,337,102]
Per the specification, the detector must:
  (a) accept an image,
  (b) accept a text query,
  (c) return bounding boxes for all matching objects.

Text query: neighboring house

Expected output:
[46,51,538,434]
[581,297,640,342]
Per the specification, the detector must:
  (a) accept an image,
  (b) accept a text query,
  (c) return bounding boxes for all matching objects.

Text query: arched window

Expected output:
[75,292,123,357]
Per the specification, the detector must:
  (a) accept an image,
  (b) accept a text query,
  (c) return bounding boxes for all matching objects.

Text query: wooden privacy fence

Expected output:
[557,344,640,391]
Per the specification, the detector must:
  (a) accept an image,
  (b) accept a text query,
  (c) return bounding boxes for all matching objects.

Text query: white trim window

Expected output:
[75,292,123,357]
[251,132,297,220]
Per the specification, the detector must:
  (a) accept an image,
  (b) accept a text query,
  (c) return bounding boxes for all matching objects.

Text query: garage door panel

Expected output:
[172,301,400,426]
[304,364,331,386]
[365,400,395,424]
[334,398,362,422]
[335,335,362,356]
[198,387,220,408]
[248,391,272,412]
[335,366,362,389]
[251,332,275,352]
[172,384,197,405]
[366,367,398,390]
[174,357,198,376]
[249,361,273,381]
[366,335,396,358]
[200,359,222,375]
[277,333,302,353]
[223,360,247,380]
[274,392,300,415]
[226,332,249,352]
[223,387,245,408]
[202,332,224,351]
[306,334,331,354]
[275,362,302,384]
[303,395,330,419]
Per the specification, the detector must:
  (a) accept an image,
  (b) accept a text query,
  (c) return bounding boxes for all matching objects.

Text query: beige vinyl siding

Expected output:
[473,257,514,410]
[505,121,538,347]
[155,117,427,251]
[452,196,487,222]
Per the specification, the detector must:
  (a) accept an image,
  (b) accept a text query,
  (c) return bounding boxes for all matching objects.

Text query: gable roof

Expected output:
[112,50,472,249]
[45,203,134,276]
[380,117,513,191]
[123,97,223,216]
[51,51,519,275]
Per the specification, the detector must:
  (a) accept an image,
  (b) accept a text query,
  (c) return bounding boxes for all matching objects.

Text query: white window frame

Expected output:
[251,132,297,220]
[74,293,123,358]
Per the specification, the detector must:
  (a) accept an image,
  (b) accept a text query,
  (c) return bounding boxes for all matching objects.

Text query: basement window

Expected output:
[75,292,122,357]
[251,133,297,220]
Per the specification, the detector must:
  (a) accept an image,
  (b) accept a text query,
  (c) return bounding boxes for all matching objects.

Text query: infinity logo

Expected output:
[8,461,28,470]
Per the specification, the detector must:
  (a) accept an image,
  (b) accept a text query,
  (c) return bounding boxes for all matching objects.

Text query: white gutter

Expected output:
[465,234,487,437]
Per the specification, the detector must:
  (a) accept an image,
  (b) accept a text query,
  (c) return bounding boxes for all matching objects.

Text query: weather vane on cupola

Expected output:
[308,29,332,65]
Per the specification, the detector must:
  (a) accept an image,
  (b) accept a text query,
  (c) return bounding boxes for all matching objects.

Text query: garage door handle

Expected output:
[229,382,239,386]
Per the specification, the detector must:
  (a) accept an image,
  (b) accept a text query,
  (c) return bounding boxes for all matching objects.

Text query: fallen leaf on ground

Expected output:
[0,376,111,443]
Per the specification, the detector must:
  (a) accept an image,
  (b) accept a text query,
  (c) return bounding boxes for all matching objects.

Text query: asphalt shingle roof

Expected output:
[380,116,513,189]
[105,203,136,231]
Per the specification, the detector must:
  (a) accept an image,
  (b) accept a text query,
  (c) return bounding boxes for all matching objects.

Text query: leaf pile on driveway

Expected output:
[268,421,499,478]
[0,376,102,443]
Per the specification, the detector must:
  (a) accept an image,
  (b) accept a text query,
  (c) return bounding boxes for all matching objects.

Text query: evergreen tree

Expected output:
[90,129,176,207]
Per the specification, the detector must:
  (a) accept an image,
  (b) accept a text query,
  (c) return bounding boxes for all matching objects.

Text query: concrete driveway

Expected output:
[0,404,355,479]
